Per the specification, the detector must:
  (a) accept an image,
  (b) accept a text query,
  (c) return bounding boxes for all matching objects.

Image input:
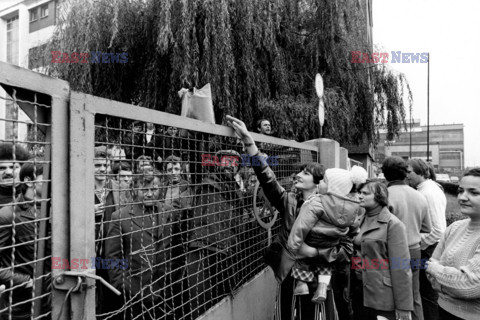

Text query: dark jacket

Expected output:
[161,179,193,263]
[357,206,413,311]
[105,201,179,297]
[252,158,353,282]
[0,186,20,206]
[94,182,118,258]
[0,195,37,285]
[0,195,52,318]
[161,179,194,209]
[189,174,243,254]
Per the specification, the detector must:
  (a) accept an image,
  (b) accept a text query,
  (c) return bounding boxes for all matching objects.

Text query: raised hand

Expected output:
[226,115,252,142]
[226,115,258,156]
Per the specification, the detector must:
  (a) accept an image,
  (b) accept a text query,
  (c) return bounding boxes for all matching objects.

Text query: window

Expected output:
[6,16,19,65]
[40,5,49,18]
[29,9,38,22]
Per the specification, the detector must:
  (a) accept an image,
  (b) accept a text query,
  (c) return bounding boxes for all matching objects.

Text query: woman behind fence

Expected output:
[351,179,413,320]
[426,168,480,320]
[227,115,353,320]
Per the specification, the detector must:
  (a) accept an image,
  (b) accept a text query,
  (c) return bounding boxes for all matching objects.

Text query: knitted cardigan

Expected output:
[427,219,480,320]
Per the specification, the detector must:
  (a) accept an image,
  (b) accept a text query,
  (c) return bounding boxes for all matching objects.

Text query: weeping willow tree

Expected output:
[40,0,411,146]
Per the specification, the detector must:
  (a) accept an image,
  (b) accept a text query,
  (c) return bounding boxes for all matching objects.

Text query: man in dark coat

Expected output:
[105,173,182,320]
[0,162,48,319]
[0,143,30,206]
[185,149,244,319]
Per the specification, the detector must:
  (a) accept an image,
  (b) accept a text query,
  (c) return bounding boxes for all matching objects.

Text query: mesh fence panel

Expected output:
[0,90,52,320]
[93,115,316,320]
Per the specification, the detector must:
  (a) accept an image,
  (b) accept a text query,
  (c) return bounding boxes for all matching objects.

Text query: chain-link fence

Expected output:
[0,89,52,320]
[92,115,317,320]
[0,61,318,319]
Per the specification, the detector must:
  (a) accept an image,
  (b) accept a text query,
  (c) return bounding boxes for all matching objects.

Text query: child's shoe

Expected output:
[293,280,309,295]
[311,281,327,303]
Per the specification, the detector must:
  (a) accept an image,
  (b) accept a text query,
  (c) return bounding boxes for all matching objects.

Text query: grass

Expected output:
[445,193,468,226]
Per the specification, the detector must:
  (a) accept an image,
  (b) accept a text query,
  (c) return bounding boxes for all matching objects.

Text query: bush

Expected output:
[444,193,467,226]
[437,181,459,196]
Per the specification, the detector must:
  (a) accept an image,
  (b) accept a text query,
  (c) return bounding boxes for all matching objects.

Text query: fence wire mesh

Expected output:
[0,90,52,320]
[92,115,316,320]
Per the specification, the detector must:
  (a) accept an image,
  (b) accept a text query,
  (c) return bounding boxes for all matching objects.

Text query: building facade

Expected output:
[0,0,60,142]
[375,119,465,174]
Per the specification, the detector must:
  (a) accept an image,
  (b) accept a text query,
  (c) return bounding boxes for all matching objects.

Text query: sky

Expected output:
[373,0,480,167]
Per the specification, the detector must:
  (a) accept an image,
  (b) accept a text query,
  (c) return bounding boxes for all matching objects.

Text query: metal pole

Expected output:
[460,151,463,171]
[427,53,430,162]
[409,111,412,159]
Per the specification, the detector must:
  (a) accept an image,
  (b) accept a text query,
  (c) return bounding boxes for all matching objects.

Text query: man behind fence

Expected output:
[0,143,30,206]
[111,161,133,206]
[0,162,48,319]
[105,173,183,320]
[186,149,244,319]
[93,147,118,256]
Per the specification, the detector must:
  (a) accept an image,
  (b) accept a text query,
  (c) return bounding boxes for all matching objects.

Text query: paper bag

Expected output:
[178,83,215,124]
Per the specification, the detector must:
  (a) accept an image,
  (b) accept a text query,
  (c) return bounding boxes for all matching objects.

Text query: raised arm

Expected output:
[226,115,288,213]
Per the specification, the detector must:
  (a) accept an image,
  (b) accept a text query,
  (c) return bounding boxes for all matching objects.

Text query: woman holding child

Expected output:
[227,115,364,320]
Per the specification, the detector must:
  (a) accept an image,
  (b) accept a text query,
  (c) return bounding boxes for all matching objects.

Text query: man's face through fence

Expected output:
[0,161,22,187]
[137,159,153,173]
[94,158,108,181]
[216,155,239,180]
[118,170,133,187]
[166,162,182,184]
[133,123,143,132]
[135,177,161,207]
[166,126,178,136]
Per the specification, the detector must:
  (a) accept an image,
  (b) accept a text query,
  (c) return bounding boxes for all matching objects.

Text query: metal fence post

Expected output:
[69,91,96,319]
[0,61,71,319]
[51,94,71,320]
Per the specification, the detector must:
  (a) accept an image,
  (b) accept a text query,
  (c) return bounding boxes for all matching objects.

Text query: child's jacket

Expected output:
[287,193,361,254]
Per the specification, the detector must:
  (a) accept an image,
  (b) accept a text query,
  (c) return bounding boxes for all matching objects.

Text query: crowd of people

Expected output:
[0,115,479,320]
[227,115,480,320]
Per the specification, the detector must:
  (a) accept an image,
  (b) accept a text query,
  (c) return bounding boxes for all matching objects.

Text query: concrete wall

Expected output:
[199,268,277,320]
[305,138,340,169]
[339,147,349,169]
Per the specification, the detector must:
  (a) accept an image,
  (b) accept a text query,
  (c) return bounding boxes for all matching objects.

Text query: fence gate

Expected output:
[0,61,318,320]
